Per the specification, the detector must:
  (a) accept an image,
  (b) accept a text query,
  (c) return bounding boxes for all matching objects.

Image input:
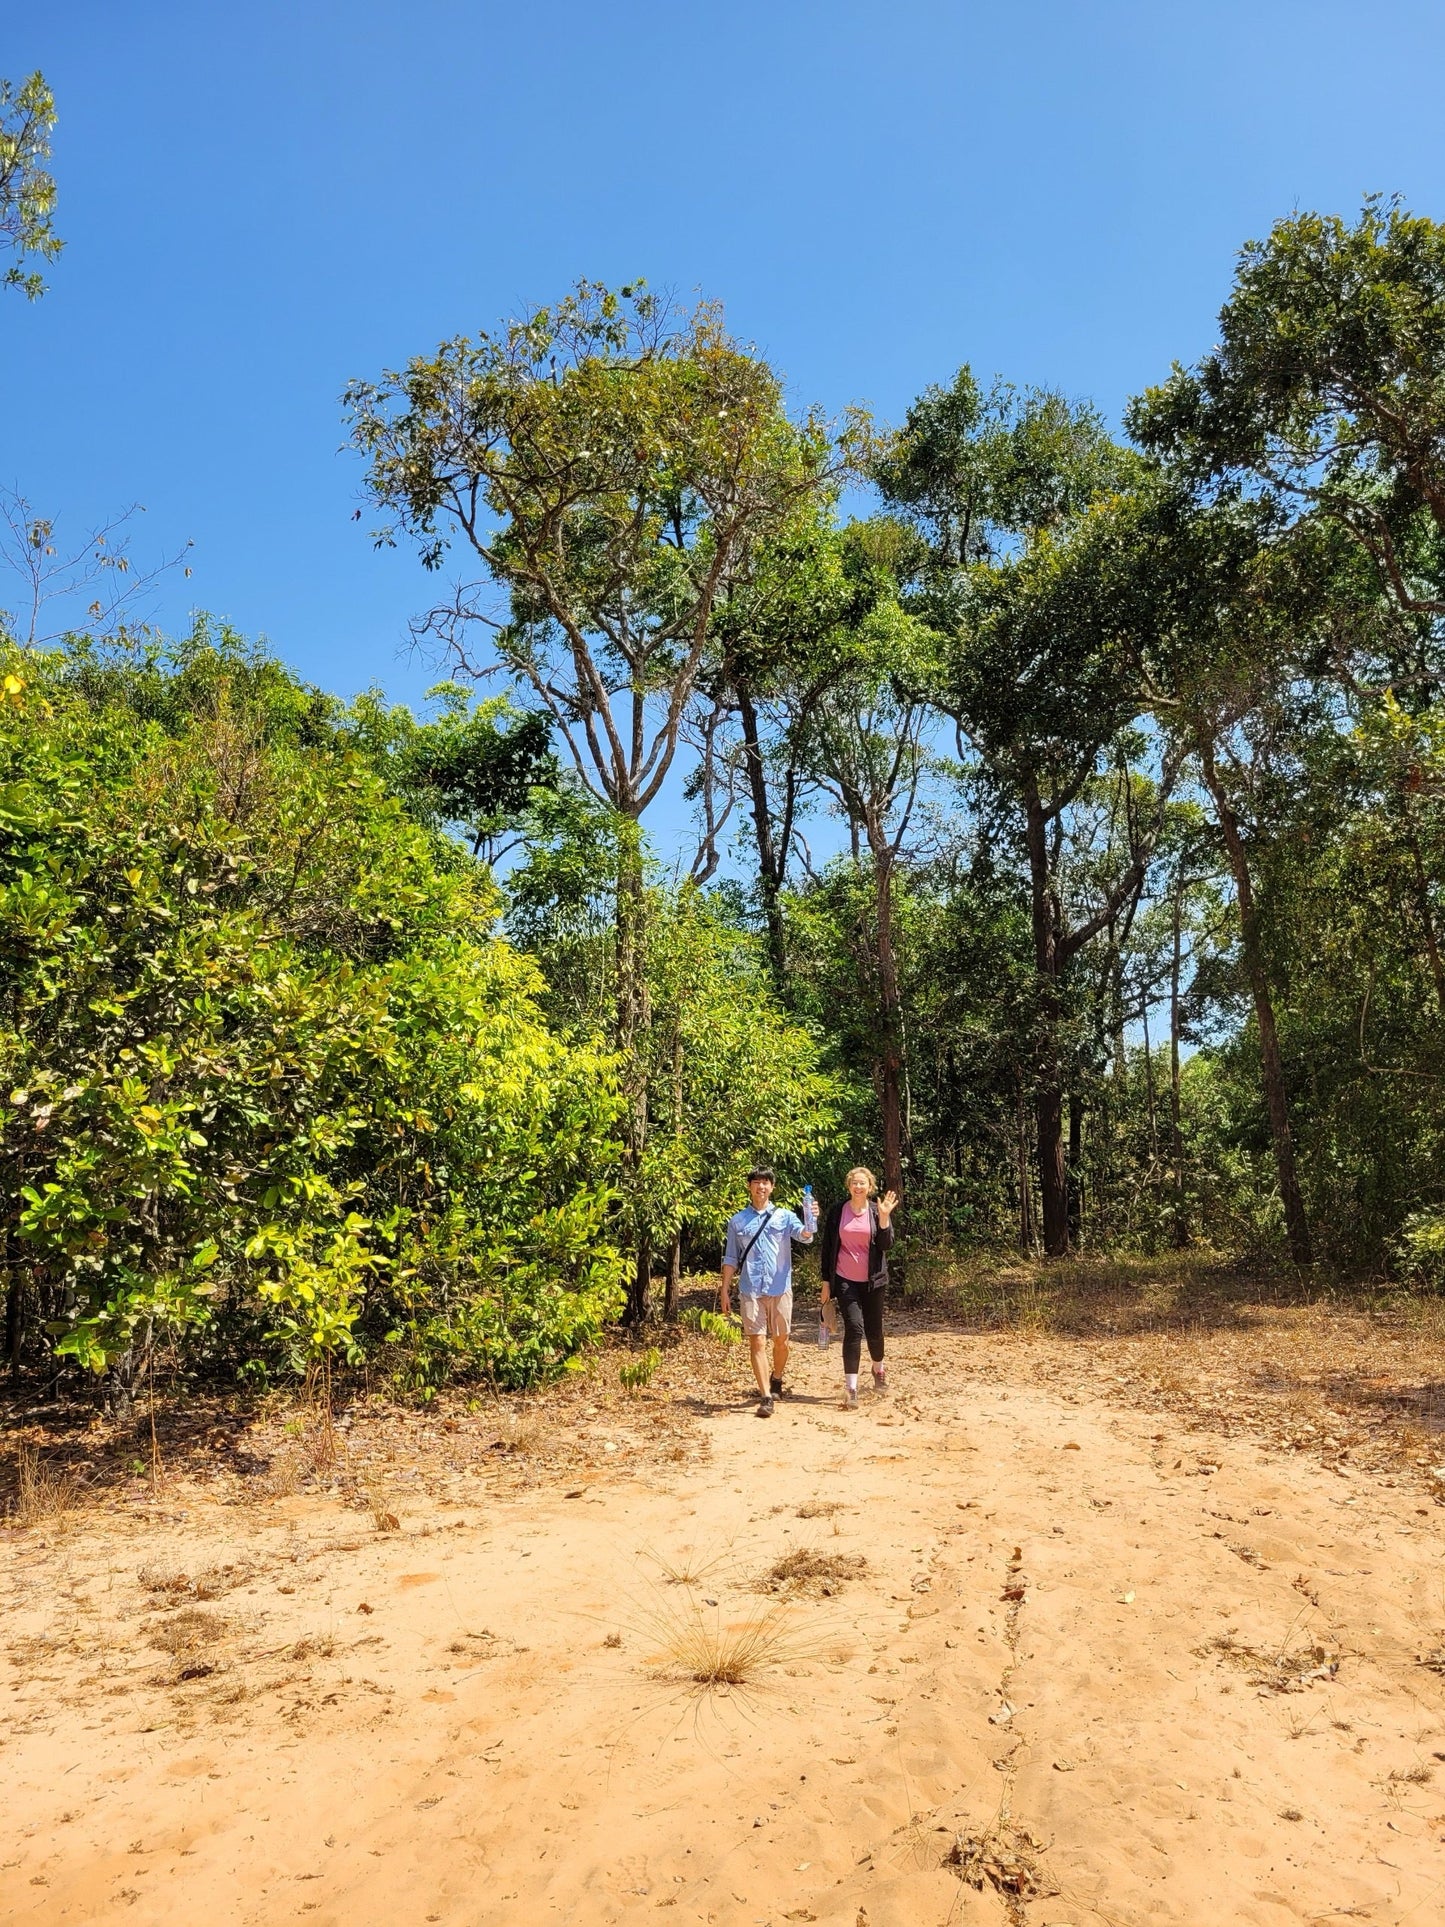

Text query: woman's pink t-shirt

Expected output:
[835,1204,872,1283]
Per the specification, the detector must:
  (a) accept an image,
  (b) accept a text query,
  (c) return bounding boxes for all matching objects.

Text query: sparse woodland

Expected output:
[7,68,1445,1410]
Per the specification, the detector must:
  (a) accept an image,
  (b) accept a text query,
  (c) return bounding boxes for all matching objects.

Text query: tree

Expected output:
[0,72,60,299]
[788,523,939,1196]
[879,372,1169,1253]
[345,281,838,1318]
[2,633,625,1398]
[1133,197,1445,622]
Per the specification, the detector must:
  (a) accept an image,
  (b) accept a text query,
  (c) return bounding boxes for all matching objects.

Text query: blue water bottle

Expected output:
[802,1183,817,1234]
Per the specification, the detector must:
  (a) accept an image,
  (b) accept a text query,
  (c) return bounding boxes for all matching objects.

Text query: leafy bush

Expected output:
[1396,1211,1445,1291]
[1,634,626,1392]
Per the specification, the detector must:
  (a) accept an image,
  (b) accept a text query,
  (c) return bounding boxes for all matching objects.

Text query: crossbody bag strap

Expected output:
[733,1207,776,1282]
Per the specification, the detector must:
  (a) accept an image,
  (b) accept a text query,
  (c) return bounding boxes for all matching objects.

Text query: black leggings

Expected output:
[834,1281,885,1374]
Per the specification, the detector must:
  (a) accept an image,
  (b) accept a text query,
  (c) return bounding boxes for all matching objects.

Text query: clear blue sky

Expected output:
[6,0,1445,735]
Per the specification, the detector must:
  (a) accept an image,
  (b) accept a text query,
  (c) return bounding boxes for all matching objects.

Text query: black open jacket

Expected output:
[818,1198,893,1289]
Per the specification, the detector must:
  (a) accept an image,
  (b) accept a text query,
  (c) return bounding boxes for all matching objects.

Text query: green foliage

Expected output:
[0,72,61,299]
[679,1307,742,1344]
[1396,1211,1445,1290]
[618,1345,661,1393]
[1,634,625,1389]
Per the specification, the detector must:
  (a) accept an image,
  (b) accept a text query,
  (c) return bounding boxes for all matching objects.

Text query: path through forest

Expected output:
[5,1322,1445,1925]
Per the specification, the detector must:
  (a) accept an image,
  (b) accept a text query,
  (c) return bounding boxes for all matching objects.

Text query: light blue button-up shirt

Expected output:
[723,1206,809,1297]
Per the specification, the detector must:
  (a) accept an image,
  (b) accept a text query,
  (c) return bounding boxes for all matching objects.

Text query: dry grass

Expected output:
[147,1607,231,1657]
[137,1559,253,1600]
[943,1821,1054,1898]
[758,1548,865,1598]
[1203,1631,1339,1694]
[641,1543,730,1587]
[5,1442,85,1527]
[644,1596,806,1691]
[365,1485,401,1532]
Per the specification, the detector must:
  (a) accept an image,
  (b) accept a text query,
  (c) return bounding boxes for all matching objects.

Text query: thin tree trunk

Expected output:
[1016,1084,1035,1253]
[870,841,906,1199]
[4,1267,22,1371]
[1170,859,1188,1248]
[1404,817,1445,1015]
[1067,1092,1084,1243]
[1141,998,1157,1155]
[665,1016,684,1323]
[616,821,653,1322]
[737,688,786,989]
[1024,776,1070,1257]
[1198,740,1312,1266]
[665,1234,682,1323]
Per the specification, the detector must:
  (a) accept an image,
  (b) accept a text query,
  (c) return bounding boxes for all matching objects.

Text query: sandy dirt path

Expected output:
[5,1329,1445,1926]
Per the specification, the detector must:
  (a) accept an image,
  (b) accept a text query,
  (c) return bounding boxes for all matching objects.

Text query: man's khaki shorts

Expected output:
[739,1289,792,1339]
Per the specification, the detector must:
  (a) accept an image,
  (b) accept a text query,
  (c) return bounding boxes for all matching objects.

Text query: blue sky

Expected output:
[6,0,1445,857]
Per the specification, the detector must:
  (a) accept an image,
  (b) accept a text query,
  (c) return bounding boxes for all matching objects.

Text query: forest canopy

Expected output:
[8,195,1445,1402]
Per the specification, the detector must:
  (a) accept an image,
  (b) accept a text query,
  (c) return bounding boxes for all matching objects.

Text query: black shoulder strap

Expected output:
[734,1207,775,1279]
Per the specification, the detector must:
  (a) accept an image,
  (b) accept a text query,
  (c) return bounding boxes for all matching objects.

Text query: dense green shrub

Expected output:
[0,637,625,1392]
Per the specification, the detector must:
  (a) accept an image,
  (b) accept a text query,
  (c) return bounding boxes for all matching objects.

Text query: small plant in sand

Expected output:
[7,1442,83,1527]
[619,1346,661,1394]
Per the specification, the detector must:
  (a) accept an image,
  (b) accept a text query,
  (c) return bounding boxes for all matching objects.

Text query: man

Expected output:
[719,1166,814,1418]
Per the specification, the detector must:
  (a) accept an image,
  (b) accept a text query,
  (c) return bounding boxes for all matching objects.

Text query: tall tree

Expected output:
[879,371,1168,1254]
[791,523,939,1195]
[345,282,836,1318]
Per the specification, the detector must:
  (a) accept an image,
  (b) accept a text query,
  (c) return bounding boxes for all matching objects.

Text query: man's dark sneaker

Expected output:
[756,1394,775,1418]
[769,1375,785,1399]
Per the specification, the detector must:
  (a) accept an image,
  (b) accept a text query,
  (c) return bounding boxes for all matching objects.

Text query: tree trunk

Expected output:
[1016,1084,1035,1254]
[1405,817,1445,1015]
[869,842,906,1199]
[1067,1092,1084,1243]
[1141,998,1157,1155]
[4,1270,22,1372]
[616,821,653,1322]
[1170,860,1188,1248]
[665,1017,684,1323]
[665,1233,682,1323]
[1024,776,1070,1257]
[1198,741,1312,1266]
[737,688,787,990]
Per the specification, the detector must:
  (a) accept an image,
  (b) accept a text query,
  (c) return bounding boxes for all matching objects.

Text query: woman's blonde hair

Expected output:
[845,1166,878,1196]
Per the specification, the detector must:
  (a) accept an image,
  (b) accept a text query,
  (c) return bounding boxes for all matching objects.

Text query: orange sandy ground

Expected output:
[5,1296,1445,1926]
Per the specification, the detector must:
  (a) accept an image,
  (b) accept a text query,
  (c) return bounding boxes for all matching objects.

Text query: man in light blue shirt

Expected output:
[719,1166,814,1418]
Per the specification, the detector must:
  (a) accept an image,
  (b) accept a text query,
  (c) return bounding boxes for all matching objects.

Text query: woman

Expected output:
[819,1167,898,1410]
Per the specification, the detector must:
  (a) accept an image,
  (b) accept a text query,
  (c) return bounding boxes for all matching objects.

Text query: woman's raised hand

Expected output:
[878,1190,898,1223]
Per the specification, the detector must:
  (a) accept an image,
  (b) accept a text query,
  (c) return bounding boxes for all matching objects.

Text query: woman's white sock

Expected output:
[845,1372,858,1393]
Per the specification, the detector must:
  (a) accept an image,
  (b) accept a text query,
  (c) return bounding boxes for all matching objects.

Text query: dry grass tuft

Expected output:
[795,1500,846,1519]
[7,1442,85,1527]
[138,1560,252,1600]
[759,1548,865,1598]
[641,1543,729,1587]
[645,1597,805,1691]
[288,1635,335,1661]
[366,1486,401,1533]
[147,1608,231,1657]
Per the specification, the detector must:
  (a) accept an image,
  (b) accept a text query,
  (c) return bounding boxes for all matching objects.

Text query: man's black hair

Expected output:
[747,1166,776,1185]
